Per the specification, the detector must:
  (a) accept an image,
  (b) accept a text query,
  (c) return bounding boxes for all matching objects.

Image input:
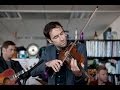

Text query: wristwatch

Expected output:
[27,43,39,56]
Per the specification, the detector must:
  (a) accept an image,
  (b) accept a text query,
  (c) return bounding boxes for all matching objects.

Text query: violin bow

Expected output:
[80,6,98,33]
[63,6,99,63]
[68,6,99,55]
[79,6,99,83]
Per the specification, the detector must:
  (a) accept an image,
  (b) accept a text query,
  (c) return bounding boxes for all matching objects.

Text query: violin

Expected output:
[58,42,85,68]
[58,41,95,85]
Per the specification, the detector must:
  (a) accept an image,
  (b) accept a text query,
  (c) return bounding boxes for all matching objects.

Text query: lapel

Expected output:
[10,60,16,72]
[0,56,9,70]
[48,45,57,60]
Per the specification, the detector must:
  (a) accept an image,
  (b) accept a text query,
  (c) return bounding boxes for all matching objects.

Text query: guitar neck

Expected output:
[9,69,25,80]
[8,60,44,81]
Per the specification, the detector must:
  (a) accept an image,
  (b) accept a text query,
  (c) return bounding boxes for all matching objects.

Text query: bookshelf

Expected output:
[69,39,120,58]
[86,39,120,59]
[69,39,120,85]
[85,39,120,85]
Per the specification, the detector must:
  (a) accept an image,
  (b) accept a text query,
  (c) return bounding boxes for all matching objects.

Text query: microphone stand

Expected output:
[18,59,44,85]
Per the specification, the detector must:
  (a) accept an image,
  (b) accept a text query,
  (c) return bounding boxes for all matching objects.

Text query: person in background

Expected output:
[89,65,113,85]
[30,21,88,85]
[0,40,30,85]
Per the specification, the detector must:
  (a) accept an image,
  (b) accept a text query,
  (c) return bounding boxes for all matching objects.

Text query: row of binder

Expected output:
[86,40,120,57]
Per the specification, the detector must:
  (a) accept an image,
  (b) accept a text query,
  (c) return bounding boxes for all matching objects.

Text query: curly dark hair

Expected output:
[43,21,64,39]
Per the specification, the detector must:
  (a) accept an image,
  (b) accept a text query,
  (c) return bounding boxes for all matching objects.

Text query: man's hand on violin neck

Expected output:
[70,58,80,71]
[70,58,82,76]
[45,59,63,72]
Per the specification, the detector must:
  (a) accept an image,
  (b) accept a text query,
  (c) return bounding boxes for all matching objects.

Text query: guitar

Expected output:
[0,62,38,85]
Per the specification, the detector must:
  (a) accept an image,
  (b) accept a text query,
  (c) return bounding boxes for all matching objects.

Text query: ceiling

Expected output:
[0,5,120,41]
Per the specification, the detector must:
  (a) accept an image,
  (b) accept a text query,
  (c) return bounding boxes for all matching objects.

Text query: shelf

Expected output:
[86,40,120,58]
[87,57,120,60]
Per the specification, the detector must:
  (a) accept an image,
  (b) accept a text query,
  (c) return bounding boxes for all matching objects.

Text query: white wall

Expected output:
[110,16,120,39]
[16,39,47,49]
[0,37,47,50]
[98,15,120,39]
[98,32,103,39]
[0,19,48,49]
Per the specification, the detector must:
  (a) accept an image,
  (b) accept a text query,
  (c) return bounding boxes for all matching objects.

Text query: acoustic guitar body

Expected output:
[0,68,16,85]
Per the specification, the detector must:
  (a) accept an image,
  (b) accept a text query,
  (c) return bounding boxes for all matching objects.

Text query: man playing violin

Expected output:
[31,21,88,85]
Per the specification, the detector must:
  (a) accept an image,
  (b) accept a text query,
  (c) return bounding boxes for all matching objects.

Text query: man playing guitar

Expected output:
[0,41,30,85]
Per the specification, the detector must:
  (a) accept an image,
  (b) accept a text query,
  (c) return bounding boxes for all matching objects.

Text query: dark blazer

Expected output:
[31,42,88,85]
[0,56,23,73]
